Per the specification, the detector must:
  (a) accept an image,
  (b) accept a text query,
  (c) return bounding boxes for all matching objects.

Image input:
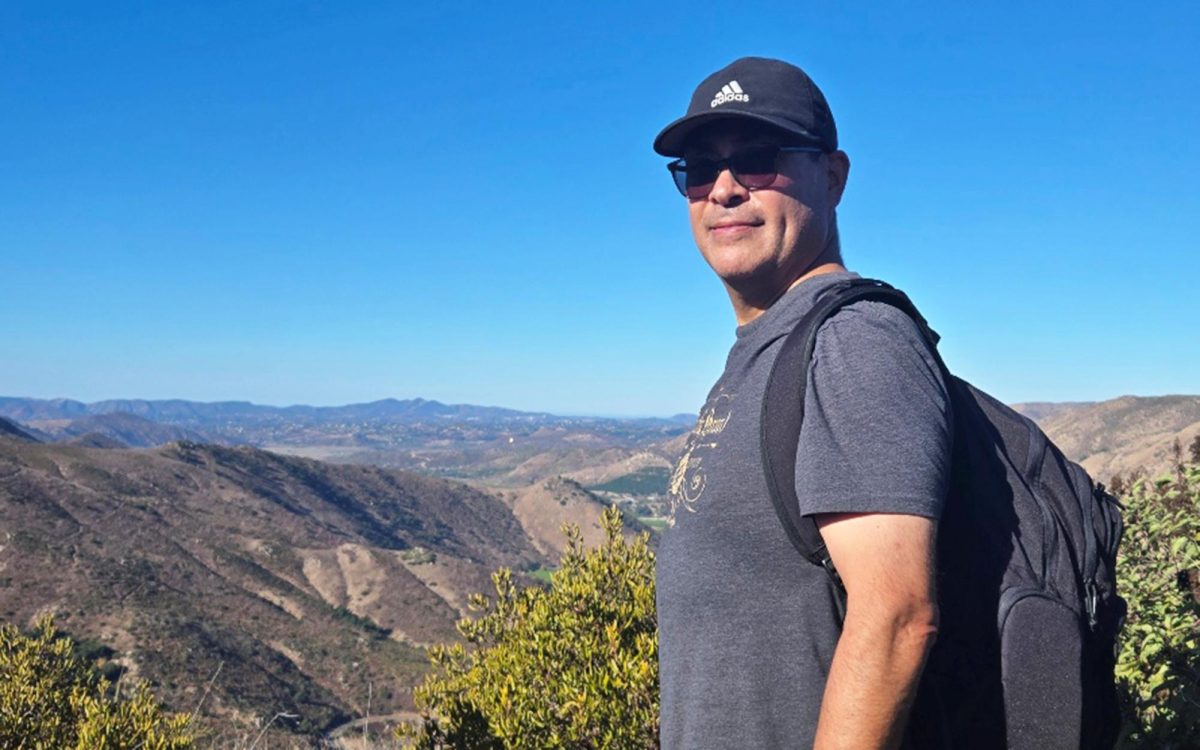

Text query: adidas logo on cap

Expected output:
[710,80,749,108]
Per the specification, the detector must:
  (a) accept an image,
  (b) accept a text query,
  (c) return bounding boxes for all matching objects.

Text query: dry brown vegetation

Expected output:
[1020,395,1200,481]
[0,437,547,743]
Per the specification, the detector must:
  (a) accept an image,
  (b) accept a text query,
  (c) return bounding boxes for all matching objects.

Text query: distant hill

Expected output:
[1011,401,1095,422]
[0,416,39,442]
[47,412,209,447]
[561,434,686,489]
[0,396,271,423]
[0,436,546,741]
[498,476,639,558]
[0,397,91,422]
[1028,395,1200,482]
[0,396,549,426]
[64,431,129,449]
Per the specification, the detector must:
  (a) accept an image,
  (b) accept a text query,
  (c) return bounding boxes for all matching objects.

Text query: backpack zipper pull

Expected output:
[1084,579,1100,630]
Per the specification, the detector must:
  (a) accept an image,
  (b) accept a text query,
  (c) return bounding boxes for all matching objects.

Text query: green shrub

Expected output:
[1115,462,1200,746]
[399,506,658,749]
[0,617,193,749]
[401,546,437,565]
[331,605,392,638]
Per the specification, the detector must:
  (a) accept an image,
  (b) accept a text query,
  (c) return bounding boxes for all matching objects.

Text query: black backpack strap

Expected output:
[760,278,944,596]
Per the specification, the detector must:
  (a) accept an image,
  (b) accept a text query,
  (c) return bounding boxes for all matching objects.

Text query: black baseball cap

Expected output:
[653,57,838,157]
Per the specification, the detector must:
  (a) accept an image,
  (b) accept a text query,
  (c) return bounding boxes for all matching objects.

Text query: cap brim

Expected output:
[653,110,824,156]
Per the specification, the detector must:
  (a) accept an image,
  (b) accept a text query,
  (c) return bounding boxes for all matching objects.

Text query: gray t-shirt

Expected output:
[657,270,953,749]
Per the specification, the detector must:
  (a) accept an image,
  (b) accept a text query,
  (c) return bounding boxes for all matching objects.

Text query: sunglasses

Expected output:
[667,145,824,199]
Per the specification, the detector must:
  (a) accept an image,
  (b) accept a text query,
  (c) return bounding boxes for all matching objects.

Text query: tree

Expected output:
[1115,462,1200,746]
[0,617,193,749]
[399,506,658,749]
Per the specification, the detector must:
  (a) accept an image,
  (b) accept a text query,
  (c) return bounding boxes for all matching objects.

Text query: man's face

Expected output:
[683,122,848,306]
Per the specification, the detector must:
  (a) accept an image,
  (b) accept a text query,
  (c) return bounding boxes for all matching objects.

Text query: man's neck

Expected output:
[730,262,847,326]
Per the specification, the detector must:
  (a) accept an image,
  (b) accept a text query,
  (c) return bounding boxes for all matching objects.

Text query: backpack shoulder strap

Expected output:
[760,277,945,591]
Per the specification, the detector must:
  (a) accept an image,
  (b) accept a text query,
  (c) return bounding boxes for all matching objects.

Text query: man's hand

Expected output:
[812,512,939,750]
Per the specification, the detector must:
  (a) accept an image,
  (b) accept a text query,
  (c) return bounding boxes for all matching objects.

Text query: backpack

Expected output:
[760,277,1126,749]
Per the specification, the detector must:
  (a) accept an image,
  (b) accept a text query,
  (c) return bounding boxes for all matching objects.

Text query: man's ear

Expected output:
[826,150,850,208]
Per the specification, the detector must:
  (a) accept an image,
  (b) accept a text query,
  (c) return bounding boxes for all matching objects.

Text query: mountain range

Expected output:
[0,396,695,430]
[4,393,1198,485]
[0,397,693,489]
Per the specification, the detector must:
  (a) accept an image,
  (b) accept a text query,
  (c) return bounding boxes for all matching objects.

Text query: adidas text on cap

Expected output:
[653,57,838,157]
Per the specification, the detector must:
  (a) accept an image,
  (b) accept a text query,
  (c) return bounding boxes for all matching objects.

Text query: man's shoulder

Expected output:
[792,288,955,521]
[816,297,937,359]
[805,293,953,421]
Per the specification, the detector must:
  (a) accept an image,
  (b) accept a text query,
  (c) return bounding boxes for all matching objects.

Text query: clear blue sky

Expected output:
[2,1,1196,416]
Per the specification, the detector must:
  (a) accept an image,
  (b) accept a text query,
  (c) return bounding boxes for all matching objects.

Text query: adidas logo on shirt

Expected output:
[710,80,749,108]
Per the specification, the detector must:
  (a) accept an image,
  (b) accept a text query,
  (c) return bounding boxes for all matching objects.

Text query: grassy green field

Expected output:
[588,467,670,496]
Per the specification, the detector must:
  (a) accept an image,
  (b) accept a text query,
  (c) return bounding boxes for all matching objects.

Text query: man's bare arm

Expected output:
[812,512,939,750]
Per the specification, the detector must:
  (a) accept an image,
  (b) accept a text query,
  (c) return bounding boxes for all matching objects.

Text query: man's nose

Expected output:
[707,167,749,205]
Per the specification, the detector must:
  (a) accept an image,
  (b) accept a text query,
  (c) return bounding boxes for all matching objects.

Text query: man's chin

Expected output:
[719,268,786,300]
[704,249,772,281]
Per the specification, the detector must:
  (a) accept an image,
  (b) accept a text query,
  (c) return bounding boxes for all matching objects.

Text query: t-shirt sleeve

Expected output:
[793,300,953,519]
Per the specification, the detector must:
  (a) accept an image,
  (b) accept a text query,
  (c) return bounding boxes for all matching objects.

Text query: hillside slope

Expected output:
[0,438,545,741]
[1032,395,1200,481]
[501,476,639,558]
[49,410,211,444]
[0,416,39,442]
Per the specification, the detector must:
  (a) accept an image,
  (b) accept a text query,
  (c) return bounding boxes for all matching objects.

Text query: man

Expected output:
[654,57,953,749]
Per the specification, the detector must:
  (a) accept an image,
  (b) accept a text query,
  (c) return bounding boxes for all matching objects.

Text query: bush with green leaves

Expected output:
[399,506,658,749]
[0,617,193,749]
[1115,460,1200,747]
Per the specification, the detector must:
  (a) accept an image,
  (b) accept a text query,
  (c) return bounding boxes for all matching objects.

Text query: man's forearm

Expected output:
[812,608,937,750]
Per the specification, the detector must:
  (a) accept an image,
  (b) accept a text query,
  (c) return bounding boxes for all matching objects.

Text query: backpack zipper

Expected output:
[1067,464,1102,631]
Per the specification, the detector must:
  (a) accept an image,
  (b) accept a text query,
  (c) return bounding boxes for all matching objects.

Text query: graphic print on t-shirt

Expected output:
[666,389,732,525]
